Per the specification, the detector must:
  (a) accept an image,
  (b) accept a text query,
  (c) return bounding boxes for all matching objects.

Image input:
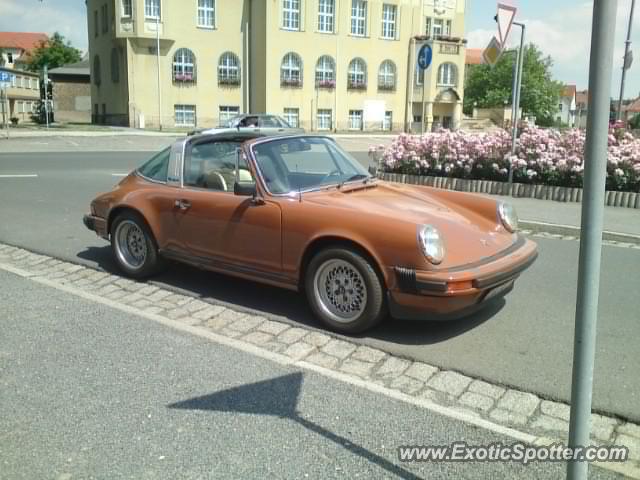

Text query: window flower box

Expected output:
[378,83,396,92]
[281,78,302,88]
[174,73,195,83]
[347,81,367,91]
[316,80,336,89]
[218,77,240,86]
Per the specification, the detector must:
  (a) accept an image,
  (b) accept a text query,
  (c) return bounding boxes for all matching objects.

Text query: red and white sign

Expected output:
[496,2,517,47]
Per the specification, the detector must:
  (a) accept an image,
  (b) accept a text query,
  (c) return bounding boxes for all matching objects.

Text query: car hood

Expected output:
[302,181,515,262]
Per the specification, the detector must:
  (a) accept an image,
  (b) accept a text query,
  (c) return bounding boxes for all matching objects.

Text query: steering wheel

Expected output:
[319,169,343,184]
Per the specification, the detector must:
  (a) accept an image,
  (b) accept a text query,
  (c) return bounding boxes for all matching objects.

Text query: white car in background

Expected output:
[189,114,305,136]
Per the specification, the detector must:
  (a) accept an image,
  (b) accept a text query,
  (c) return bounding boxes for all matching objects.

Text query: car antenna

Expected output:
[298,185,303,202]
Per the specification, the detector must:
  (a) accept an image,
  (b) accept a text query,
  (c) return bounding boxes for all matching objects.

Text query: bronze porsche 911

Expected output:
[84,132,537,334]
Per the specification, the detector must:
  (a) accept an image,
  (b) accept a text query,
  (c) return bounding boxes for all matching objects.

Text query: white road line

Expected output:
[0,174,39,178]
[111,173,128,177]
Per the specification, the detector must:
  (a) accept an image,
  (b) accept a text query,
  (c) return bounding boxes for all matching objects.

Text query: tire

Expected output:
[110,211,163,279]
[305,247,386,334]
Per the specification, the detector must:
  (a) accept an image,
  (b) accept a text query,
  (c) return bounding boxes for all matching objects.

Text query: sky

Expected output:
[0,0,638,98]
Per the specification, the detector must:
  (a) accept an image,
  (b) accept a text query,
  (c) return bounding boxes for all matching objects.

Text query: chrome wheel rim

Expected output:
[114,220,147,270]
[313,259,367,323]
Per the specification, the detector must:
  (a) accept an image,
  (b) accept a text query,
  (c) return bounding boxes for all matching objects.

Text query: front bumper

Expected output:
[83,214,109,239]
[388,236,538,321]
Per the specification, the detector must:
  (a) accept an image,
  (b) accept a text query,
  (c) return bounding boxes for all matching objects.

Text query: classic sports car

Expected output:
[84,132,537,334]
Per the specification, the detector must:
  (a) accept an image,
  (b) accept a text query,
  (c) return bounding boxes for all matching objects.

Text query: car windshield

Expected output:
[251,136,370,194]
[220,115,242,128]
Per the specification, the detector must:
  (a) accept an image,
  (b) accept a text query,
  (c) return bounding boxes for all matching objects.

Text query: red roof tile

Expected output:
[562,84,577,98]
[0,32,48,54]
[466,48,483,65]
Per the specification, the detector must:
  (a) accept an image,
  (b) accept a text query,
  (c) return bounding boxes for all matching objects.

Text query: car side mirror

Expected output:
[234,181,257,197]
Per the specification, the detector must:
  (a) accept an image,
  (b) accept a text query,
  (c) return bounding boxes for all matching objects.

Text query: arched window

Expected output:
[110,48,120,83]
[378,60,396,90]
[173,48,196,82]
[315,55,335,88]
[281,52,302,87]
[218,52,240,86]
[437,63,458,87]
[93,55,101,86]
[347,58,367,89]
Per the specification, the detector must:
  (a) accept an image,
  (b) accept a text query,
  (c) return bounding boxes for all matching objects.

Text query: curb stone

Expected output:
[0,243,639,478]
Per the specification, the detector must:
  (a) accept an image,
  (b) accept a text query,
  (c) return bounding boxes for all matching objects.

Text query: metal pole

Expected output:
[421,52,426,135]
[616,0,636,121]
[507,22,525,187]
[566,1,618,478]
[155,13,162,131]
[43,65,49,129]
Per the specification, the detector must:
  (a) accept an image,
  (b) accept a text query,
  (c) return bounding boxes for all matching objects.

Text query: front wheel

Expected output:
[110,211,162,278]
[305,247,386,334]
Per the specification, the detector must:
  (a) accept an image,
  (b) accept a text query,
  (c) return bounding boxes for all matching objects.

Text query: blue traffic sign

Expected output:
[0,71,14,84]
[417,44,433,70]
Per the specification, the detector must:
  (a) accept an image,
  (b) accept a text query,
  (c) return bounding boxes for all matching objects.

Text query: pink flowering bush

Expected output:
[370,126,640,192]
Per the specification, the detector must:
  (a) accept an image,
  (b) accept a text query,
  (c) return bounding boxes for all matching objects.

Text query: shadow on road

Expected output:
[77,246,502,346]
[168,372,423,480]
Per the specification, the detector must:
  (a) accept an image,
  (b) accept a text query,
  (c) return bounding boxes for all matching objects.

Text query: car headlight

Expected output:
[418,225,445,265]
[498,202,518,233]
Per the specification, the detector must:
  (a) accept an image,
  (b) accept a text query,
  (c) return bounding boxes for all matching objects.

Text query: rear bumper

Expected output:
[83,214,108,239]
[388,236,537,321]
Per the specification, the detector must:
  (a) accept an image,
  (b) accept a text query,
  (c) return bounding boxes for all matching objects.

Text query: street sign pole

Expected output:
[616,0,636,122]
[566,1,618,479]
[417,43,433,135]
[508,22,525,188]
[43,65,49,129]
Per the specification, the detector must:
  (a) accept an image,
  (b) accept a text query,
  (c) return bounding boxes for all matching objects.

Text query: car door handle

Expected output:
[174,199,191,210]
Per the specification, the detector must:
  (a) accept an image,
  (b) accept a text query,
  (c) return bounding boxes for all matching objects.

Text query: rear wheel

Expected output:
[110,211,162,278]
[305,247,386,334]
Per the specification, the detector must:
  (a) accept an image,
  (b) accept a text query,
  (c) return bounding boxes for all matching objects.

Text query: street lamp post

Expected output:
[616,0,636,122]
[507,22,525,188]
[155,12,162,131]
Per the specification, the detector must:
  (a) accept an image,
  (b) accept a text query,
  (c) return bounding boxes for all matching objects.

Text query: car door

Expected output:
[172,138,283,275]
[258,115,286,135]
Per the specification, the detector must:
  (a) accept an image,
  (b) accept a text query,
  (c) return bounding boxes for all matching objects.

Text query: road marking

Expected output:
[0,174,39,178]
[111,173,128,177]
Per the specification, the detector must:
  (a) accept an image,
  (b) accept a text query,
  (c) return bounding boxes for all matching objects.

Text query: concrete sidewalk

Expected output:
[491,195,640,239]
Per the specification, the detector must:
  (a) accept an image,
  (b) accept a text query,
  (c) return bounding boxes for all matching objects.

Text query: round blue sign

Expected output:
[417,44,433,70]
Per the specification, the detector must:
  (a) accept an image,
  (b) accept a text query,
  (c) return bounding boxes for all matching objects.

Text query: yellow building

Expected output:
[86,0,467,132]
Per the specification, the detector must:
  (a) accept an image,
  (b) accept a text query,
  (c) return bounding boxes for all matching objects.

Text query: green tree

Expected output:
[630,113,640,130]
[464,43,563,126]
[25,32,81,72]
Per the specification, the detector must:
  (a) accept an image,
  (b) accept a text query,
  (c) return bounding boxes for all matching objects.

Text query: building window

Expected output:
[349,110,363,130]
[315,55,335,88]
[318,0,334,33]
[145,0,160,19]
[284,108,300,128]
[218,52,240,86]
[94,10,99,37]
[558,103,563,112]
[282,0,300,30]
[197,0,215,28]
[381,4,396,39]
[101,4,109,33]
[437,63,457,87]
[378,60,396,91]
[350,0,367,36]
[427,17,451,37]
[175,105,196,126]
[173,48,196,82]
[317,109,332,130]
[111,48,120,83]
[281,52,302,87]
[121,0,132,17]
[219,106,240,125]
[7,52,14,63]
[347,57,367,90]
[93,56,101,86]
[383,111,393,131]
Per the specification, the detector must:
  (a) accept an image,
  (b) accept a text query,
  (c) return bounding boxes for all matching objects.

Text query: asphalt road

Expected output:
[0,269,620,479]
[1,151,640,423]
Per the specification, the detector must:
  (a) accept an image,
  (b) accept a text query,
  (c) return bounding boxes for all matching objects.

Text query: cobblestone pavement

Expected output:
[0,241,638,478]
